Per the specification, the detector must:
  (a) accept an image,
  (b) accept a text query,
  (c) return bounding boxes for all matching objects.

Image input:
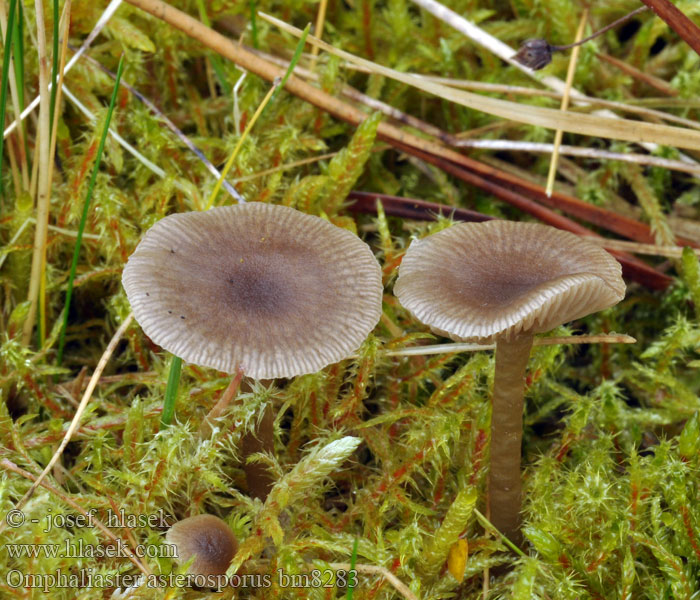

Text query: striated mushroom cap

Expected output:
[166,514,237,577]
[122,203,383,379]
[394,220,625,342]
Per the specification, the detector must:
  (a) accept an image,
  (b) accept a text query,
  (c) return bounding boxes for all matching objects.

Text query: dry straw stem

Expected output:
[205,80,280,208]
[337,67,698,131]
[261,13,700,151]
[0,458,152,576]
[584,237,700,259]
[309,0,328,65]
[383,334,636,357]
[451,140,700,177]
[46,0,72,202]
[545,8,587,197]
[2,0,122,139]
[5,314,134,520]
[22,0,52,346]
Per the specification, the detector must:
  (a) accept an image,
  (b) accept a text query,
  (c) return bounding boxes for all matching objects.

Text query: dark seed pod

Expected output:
[512,38,553,70]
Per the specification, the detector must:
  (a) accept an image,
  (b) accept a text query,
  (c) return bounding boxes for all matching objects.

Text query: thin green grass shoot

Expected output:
[56,54,125,365]
[205,24,310,209]
[11,0,25,166]
[194,0,232,96]
[0,0,18,197]
[346,538,359,600]
[161,355,182,427]
[268,22,310,108]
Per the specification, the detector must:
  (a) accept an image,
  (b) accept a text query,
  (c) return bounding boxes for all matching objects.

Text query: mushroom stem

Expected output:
[199,367,245,440]
[489,333,534,544]
[242,401,275,500]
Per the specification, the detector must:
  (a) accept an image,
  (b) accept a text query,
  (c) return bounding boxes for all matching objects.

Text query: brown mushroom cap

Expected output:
[122,203,383,379]
[394,220,625,342]
[165,514,238,577]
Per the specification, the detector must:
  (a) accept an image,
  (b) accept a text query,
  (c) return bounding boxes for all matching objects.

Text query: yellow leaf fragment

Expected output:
[447,538,468,583]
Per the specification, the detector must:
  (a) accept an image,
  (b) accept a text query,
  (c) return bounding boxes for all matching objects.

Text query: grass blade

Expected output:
[268,23,309,107]
[57,55,125,364]
[194,0,231,95]
[249,0,258,49]
[161,355,182,427]
[12,0,25,166]
[0,0,18,197]
[346,538,359,600]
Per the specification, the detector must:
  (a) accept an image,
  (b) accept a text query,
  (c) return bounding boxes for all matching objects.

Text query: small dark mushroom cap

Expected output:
[122,203,383,379]
[394,221,625,342]
[166,514,237,577]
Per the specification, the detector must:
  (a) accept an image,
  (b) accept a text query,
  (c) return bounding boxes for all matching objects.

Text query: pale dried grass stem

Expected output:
[9,314,134,513]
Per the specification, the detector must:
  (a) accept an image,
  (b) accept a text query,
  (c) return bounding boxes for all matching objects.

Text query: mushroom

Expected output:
[122,202,383,379]
[122,202,383,497]
[166,514,238,577]
[394,220,625,541]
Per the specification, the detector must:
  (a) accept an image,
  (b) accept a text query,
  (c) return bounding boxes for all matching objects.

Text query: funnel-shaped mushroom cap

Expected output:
[166,514,237,577]
[122,203,383,379]
[395,221,625,342]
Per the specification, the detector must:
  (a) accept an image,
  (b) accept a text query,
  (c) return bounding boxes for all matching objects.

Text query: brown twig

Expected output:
[347,191,493,223]
[550,7,650,51]
[638,0,700,57]
[596,52,678,97]
[473,162,698,248]
[372,147,673,291]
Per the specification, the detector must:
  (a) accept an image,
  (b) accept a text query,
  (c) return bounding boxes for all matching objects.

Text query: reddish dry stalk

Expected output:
[639,0,700,56]
[347,190,493,223]
[596,52,679,97]
[387,142,673,290]
[198,367,245,440]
